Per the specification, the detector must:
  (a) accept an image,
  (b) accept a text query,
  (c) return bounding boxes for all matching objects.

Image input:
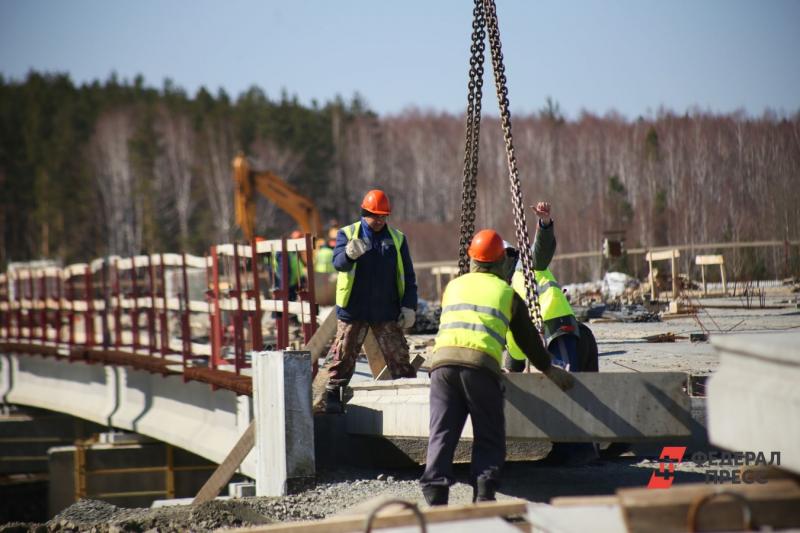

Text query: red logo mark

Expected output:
[647,446,687,489]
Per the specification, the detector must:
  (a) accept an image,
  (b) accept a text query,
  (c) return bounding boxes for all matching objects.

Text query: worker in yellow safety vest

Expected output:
[322,189,419,414]
[314,237,336,274]
[503,202,600,466]
[504,202,581,371]
[419,229,574,506]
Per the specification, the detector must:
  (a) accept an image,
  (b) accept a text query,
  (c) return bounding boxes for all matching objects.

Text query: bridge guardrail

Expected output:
[0,234,319,394]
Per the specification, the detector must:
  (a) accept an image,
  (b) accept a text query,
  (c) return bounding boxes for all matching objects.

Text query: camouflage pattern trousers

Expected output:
[325,320,415,390]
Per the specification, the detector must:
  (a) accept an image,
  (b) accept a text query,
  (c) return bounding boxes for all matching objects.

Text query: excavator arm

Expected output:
[233,153,323,240]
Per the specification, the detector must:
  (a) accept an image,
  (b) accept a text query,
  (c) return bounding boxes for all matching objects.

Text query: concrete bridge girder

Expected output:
[345,372,695,442]
[0,352,256,478]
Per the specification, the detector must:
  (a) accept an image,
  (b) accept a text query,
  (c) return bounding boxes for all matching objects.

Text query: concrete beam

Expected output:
[0,352,255,478]
[707,332,800,474]
[253,351,314,496]
[346,372,693,442]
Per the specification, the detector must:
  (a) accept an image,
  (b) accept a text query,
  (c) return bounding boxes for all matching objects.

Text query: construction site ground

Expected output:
[2,287,798,532]
[403,289,800,376]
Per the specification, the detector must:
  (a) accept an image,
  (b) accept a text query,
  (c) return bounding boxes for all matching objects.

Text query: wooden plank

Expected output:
[192,421,255,504]
[375,353,425,380]
[695,254,724,265]
[362,328,387,378]
[226,499,528,533]
[618,479,800,533]
[645,249,680,262]
[307,310,338,364]
[307,311,340,411]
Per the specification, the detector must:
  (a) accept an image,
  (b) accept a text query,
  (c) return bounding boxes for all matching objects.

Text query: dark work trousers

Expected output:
[419,365,505,491]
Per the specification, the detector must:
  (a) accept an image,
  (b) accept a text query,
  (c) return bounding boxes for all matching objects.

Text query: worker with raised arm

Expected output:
[505,202,599,465]
[505,202,581,371]
[322,189,418,413]
[419,229,574,506]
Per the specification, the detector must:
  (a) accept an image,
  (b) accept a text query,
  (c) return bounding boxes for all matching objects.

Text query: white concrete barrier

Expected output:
[708,331,800,474]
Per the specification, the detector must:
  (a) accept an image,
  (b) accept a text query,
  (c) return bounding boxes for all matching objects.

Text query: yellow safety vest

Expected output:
[314,246,335,273]
[271,251,302,287]
[335,221,405,308]
[507,268,574,360]
[434,272,514,364]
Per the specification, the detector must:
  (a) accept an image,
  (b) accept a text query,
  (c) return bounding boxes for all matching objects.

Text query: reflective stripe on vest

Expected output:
[434,272,514,364]
[506,268,574,361]
[511,269,573,322]
[335,221,405,308]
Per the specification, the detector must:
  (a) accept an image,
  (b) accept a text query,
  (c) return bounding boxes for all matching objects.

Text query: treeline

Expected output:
[2,72,799,281]
[0,72,368,265]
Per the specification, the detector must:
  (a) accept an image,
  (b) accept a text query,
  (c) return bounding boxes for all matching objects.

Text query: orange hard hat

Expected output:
[361,189,391,215]
[290,230,303,239]
[468,229,505,262]
[254,236,266,242]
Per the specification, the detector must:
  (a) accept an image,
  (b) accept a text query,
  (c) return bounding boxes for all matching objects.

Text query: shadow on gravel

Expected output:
[498,458,707,502]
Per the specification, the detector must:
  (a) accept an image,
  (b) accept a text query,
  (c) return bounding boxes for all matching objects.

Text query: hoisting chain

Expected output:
[457,0,486,275]
[458,0,543,328]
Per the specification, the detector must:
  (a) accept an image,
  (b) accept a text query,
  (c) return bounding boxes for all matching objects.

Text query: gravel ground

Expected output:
[0,457,712,532]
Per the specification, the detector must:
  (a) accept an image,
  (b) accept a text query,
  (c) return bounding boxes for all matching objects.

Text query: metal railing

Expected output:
[0,235,318,395]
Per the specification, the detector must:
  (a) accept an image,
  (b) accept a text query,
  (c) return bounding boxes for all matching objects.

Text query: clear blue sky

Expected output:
[1,0,798,119]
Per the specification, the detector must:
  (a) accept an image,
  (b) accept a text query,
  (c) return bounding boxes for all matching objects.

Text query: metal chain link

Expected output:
[457,0,486,275]
[481,0,543,328]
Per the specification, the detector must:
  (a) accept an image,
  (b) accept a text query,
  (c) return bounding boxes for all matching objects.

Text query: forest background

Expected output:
[1,72,798,285]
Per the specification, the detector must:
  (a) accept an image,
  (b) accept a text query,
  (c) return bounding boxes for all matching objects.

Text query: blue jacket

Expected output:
[333,218,418,323]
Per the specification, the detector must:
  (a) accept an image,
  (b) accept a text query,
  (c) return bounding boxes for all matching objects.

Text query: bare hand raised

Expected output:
[532,202,552,225]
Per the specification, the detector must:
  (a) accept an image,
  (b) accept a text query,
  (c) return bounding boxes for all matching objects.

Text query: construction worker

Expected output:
[505,203,599,465]
[419,229,574,506]
[323,189,418,413]
[505,202,580,372]
[314,237,336,274]
[271,230,305,302]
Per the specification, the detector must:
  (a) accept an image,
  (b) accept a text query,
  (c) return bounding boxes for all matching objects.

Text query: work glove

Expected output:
[543,365,575,391]
[345,238,369,260]
[397,306,416,329]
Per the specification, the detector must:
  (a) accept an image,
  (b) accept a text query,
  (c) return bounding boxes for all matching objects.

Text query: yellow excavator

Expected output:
[232,152,337,304]
[232,152,323,241]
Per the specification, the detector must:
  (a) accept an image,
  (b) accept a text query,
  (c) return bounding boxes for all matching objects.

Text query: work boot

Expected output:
[422,485,449,506]
[474,477,497,502]
[325,387,343,414]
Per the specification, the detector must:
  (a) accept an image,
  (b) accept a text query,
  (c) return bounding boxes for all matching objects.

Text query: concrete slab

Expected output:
[527,502,626,533]
[707,331,800,474]
[379,516,520,533]
[346,372,692,442]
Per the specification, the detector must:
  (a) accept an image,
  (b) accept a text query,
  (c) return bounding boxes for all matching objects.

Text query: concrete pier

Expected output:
[253,350,314,496]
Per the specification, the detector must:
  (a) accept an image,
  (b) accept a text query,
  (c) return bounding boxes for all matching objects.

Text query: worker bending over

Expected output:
[323,189,418,413]
[419,229,574,506]
[505,202,599,465]
[506,202,581,371]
